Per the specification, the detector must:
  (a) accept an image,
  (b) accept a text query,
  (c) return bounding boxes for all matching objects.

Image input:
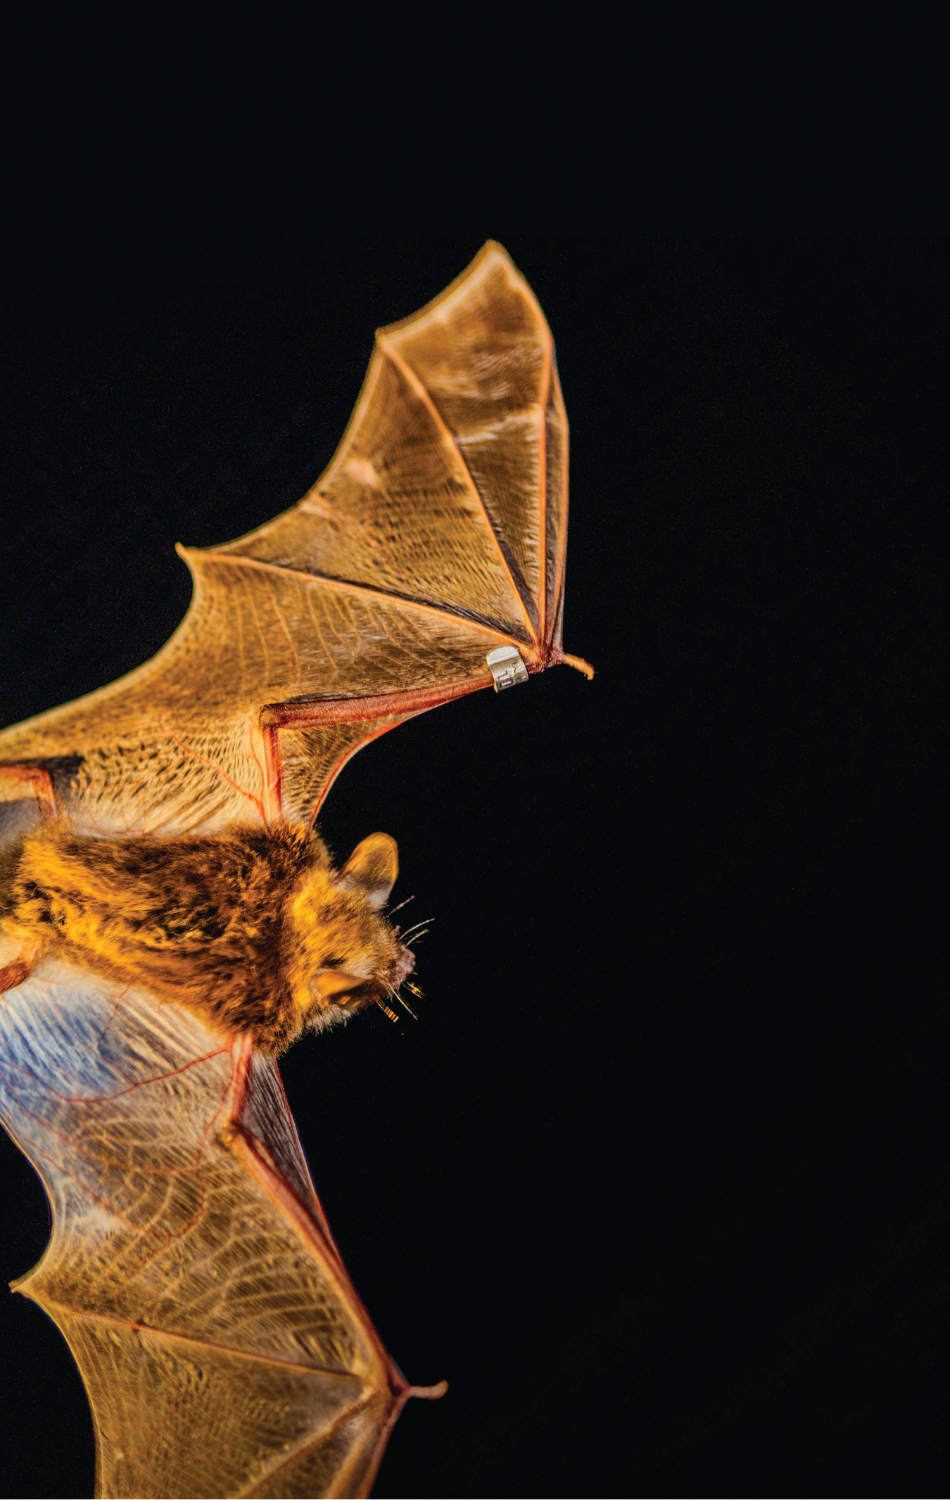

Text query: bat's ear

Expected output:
[338,833,399,910]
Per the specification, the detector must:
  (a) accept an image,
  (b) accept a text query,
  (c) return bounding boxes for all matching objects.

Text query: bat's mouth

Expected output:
[311,972,378,1013]
[306,942,415,1034]
[312,968,365,1002]
[310,946,413,1013]
[306,977,382,1033]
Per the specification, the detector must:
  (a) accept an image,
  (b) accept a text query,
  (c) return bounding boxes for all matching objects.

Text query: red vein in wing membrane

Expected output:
[157,721,266,823]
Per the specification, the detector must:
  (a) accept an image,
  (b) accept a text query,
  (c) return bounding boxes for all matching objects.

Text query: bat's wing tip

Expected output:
[478,237,513,263]
[377,240,523,343]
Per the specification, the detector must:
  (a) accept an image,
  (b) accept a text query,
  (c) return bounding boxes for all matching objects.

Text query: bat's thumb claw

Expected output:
[562,652,596,679]
[408,1379,449,1401]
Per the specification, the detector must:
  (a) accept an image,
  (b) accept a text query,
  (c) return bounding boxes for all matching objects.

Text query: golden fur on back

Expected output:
[0,823,409,1053]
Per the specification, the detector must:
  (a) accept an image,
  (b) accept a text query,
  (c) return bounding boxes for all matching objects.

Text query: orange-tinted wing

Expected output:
[0,242,590,835]
[0,961,443,1498]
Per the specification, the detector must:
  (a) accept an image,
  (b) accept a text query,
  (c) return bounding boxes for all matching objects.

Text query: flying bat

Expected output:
[0,241,591,1498]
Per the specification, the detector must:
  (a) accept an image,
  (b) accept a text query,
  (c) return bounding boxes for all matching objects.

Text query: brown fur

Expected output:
[0,823,409,1052]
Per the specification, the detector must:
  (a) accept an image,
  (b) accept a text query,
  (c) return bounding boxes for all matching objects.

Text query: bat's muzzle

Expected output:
[394,944,415,987]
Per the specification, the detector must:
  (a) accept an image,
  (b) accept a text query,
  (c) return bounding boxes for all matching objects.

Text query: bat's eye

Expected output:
[323,955,345,970]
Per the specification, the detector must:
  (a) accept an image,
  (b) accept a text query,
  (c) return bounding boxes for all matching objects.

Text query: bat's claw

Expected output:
[561,651,596,679]
[408,1379,449,1400]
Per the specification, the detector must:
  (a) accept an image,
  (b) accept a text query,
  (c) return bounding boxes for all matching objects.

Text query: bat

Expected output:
[0,241,591,1498]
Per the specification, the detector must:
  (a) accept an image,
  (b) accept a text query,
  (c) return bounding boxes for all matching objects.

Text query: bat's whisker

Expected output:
[388,894,416,917]
[375,996,400,1023]
[399,918,434,940]
[389,985,418,1021]
[403,928,430,947]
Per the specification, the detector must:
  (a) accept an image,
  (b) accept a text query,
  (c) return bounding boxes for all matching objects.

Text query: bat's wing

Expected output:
[0,241,590,836]
[0,963,439,1498]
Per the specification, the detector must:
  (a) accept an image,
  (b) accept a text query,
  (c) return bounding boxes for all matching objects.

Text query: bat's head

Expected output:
[284,833,413,1032]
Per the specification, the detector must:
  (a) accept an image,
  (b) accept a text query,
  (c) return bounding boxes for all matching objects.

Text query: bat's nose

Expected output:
[394,945,415,985]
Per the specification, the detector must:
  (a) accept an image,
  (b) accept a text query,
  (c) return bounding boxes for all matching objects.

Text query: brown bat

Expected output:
[0,242,591,1498]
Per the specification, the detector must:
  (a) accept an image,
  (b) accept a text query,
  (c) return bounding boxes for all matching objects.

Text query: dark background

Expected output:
[0,236,944,1498]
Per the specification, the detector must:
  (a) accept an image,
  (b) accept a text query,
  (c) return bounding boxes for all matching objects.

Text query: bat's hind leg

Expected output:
[0,763,56,993]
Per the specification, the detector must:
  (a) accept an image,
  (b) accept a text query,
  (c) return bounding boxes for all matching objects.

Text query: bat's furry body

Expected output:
[0,823,409,1051]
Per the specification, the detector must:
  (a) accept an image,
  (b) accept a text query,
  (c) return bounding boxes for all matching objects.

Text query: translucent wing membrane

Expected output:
[0,965,435,1499]
[381,245,568,644]
[0,242,586,834]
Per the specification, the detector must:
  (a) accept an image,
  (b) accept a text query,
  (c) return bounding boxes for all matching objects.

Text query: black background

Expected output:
[0,236,945,1498]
